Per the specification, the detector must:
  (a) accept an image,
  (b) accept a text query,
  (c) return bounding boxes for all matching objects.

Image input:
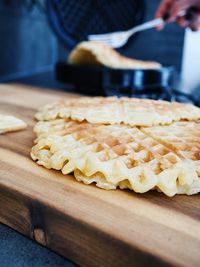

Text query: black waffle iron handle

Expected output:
[103,67,174,99]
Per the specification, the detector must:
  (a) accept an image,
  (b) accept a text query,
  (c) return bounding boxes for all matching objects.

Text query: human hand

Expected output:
[156,0,200,31]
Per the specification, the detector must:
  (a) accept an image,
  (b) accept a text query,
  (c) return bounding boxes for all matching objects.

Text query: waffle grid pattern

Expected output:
[35,97,200,126]
[142,121,200,161]
[31,119,200,196]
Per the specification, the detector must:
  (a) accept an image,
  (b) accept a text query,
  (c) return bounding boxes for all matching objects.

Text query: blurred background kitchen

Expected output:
[0,0,200,105]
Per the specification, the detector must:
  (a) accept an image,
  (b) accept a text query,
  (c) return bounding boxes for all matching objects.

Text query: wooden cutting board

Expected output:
[0,84,200,267]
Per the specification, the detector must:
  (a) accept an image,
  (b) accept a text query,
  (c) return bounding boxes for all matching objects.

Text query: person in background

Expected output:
[156,0,200,31]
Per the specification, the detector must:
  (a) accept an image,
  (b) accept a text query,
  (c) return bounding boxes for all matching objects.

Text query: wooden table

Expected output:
[0,84,200,267]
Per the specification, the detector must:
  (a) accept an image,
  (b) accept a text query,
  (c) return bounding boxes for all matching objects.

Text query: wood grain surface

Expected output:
[0,84,200,267]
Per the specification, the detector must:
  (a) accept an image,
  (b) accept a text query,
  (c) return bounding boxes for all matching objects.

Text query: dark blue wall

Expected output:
[0,1,57,81]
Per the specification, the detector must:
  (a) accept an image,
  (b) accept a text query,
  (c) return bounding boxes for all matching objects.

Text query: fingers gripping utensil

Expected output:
[88,18,164,48]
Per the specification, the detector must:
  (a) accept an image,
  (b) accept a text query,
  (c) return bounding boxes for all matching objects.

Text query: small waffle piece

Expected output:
[0,114,27,134]
[31,119,200,196]
[68,41,161,69]
[35,97,200,127]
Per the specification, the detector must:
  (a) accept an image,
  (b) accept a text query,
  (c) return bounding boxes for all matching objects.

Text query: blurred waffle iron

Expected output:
[46,0,199,106]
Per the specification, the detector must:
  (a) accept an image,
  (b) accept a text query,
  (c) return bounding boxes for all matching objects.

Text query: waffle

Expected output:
[0,114,27,134]
[141,121,200,161]
[68,41,161,69]
[31,119,200,196]
[35,97,200,127]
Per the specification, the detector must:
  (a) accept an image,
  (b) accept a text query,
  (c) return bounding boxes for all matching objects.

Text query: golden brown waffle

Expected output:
[31,119,200,196]
[0,114,27,134]
[35,97,200,127]
[68,41,161,69]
